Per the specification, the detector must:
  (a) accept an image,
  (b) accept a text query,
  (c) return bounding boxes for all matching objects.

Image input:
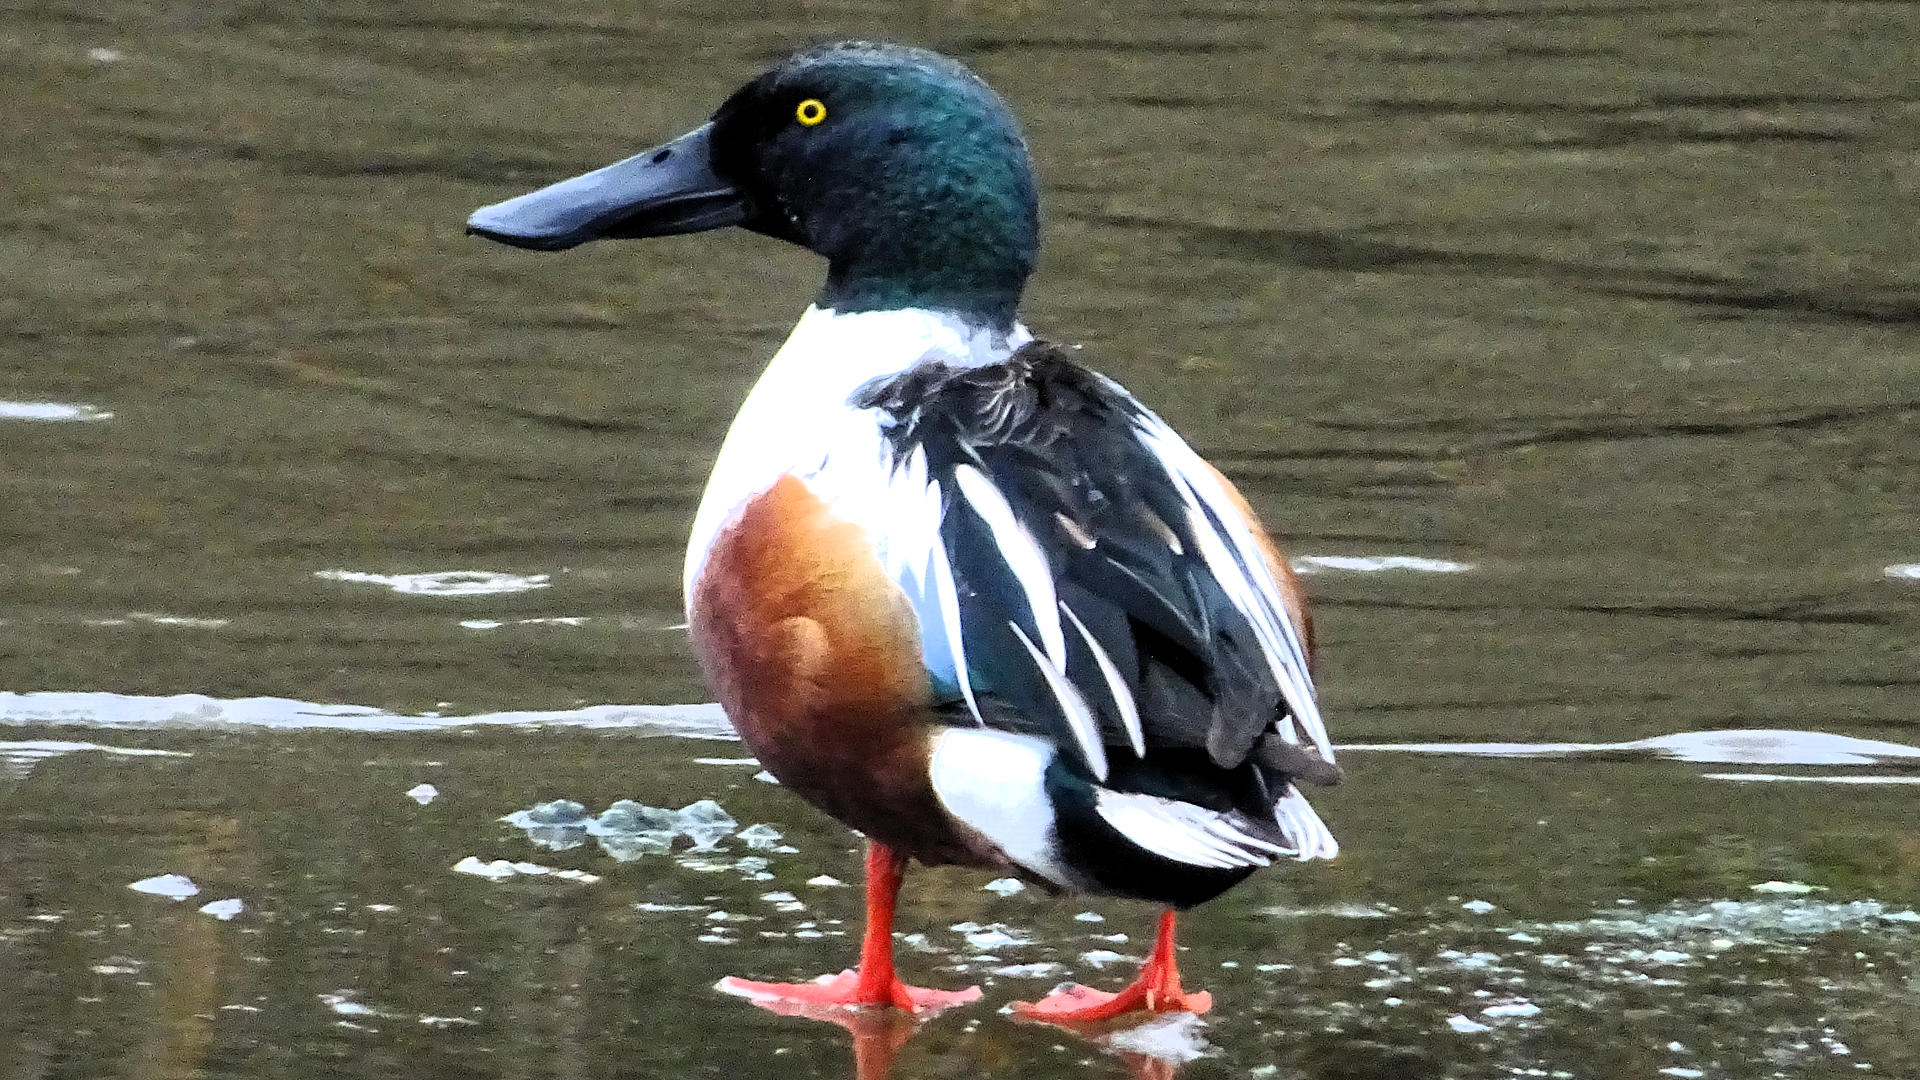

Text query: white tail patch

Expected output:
[929,728,1071,886]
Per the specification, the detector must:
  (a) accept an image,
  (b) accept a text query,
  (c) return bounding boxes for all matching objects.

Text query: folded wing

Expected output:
[853,342,1338,853]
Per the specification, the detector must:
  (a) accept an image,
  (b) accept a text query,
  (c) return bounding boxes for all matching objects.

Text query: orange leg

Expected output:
[717,841,982,1014]
[1012,910,1212,1023]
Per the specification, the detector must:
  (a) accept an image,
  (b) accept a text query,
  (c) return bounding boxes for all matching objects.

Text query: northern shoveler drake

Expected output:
[468,41,1341,1024]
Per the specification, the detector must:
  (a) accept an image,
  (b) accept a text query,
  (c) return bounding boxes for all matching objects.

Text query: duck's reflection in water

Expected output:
[722,994,927,1080]
[1016,1010,1209,1080]
[725,992,1206,1080]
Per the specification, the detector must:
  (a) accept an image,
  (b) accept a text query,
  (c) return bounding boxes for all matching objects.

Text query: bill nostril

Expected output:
[651,148,672,164]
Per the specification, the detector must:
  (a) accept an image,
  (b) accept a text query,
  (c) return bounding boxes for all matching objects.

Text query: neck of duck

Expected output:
[795,110,1039,334]
[818,220,1034,333]
[682,305,1033,604]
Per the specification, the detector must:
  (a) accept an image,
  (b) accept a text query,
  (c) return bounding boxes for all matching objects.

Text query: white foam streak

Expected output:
[129,874,199,899]
[0,401,113,422]
[1,740,188,779]
[1292,555,1473,575]
[1706,773,1920,785]
[1345,728,1920,766]
[0,691,732,737]
[315,570,549,596]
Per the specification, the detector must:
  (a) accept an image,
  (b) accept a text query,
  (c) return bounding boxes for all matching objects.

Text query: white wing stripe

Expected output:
[1059,601,1146,758]
[928,535,985,726]
[1184,467,1318,690]
[1133,419,1334,763]
[1008,620,1109,782]
[1173,473,1314,718]
[953,464,1067,668]
[1182,468,1328,753]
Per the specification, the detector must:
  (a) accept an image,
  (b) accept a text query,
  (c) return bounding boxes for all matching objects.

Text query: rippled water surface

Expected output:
[4,1,1919,1078]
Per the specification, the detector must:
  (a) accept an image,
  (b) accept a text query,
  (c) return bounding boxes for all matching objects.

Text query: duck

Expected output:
[467,40,1341,1023]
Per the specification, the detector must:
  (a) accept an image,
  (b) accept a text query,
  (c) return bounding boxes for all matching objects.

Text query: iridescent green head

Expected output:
[469,42,1040,332]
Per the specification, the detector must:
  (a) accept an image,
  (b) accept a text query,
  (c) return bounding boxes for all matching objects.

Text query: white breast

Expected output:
[681,305,1031,606]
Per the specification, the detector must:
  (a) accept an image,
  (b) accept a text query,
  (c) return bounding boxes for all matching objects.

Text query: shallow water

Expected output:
[4,701,1918,1079]
[4,0,1919,1077]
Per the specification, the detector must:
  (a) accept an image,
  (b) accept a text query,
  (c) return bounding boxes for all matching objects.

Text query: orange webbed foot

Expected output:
[719,974,975,1080]
[1012,909,1211,1026]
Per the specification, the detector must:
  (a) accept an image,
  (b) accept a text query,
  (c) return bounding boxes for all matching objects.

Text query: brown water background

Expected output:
[4,1,1919,1077]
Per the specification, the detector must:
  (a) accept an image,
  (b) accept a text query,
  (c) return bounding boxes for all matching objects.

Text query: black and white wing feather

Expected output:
[856,341,1338,860]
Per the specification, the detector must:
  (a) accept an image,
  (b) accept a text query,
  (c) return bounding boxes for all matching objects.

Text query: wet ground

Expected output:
[4,0,1919,1077]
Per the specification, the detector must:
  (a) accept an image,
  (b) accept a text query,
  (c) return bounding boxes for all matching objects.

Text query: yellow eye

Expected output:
[795,98,827,126]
